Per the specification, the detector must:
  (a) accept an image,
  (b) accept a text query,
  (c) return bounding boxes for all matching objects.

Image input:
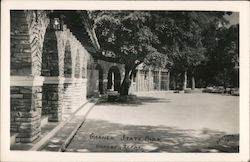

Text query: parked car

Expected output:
[203,86,225,94]
[213,86,225,93]
[203,86,239,96]
[231,88,239,96]
[202,87,214,93]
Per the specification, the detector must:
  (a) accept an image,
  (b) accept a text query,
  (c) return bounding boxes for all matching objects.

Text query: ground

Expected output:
[65,92,239,153]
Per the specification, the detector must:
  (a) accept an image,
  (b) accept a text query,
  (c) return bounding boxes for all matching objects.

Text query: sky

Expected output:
[224,12,239,26]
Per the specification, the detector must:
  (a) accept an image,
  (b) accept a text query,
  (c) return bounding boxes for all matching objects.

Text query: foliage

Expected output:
[85,10,238,94]
[196,24,239,88]
[90,11,159,68]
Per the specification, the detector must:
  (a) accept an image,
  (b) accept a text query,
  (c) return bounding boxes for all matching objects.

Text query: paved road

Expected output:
[65,92,239,153]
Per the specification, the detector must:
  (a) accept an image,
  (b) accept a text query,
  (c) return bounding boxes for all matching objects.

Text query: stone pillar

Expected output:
[43,77,64,122]
[10,11,32,76]
[103,79,108,93]
[63,78,87,120]
[102,69,108,93]
[74,78,87,107]
[63,78,74,120]
[10,76,44,143]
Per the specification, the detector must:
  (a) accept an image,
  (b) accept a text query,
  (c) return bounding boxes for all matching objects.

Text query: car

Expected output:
[203,86,225,94]
[231,88,239,96]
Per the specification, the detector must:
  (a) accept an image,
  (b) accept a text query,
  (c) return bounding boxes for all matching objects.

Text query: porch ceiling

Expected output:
[48,10,98,54]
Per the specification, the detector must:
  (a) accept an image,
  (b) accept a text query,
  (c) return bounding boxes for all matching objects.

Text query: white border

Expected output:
[1,1,249,162]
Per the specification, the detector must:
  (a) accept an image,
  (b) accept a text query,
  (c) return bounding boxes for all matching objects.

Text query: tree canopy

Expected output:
[84,10,238,94]
[196,24,239,88]
[89,11,160,68]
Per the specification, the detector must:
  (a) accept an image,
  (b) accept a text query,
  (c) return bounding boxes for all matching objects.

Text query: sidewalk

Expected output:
[37,99,98,151]
[10,98,98,151]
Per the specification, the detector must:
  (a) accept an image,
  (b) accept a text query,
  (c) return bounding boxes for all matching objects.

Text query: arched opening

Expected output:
[107,66,121,92]
[41,28,61,122]
[96,64,104,94]
[82,67,86,78]
[64,41,72,78]
[41,29,59,76]
[74,51,80,78]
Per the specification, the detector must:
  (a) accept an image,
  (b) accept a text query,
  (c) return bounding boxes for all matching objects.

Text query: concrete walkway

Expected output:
[65,92,239,153]
[38,99,98,151]
[10,99,98,151]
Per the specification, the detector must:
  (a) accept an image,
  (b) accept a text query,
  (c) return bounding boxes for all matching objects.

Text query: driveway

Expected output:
[65,92,239,153]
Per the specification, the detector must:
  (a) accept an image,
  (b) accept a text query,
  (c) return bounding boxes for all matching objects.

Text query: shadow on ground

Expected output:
[66,119,239,153]
[95,95,172,106]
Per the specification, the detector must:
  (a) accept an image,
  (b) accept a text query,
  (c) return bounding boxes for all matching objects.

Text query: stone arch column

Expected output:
[10,10,50,143]
[81,51,87,79]
[11,11,32,75]
[62,40,74,119]
[86,54,95,97]
[74,50,81,78]
[95,64,104,94]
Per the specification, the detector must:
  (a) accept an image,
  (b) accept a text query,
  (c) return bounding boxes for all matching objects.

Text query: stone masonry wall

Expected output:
[63,79,87,119]
[10,86,42,143]
[42,84,63,122]
[11,10,49,76]
[11,11,32,75]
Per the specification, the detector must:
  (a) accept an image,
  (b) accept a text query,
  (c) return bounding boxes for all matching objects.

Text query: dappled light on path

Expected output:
[66,93,239,153]
[66,119,238,153]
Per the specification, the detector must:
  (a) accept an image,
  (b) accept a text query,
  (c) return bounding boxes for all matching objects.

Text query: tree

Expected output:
[86,11,160,95]
[152,11,229,90]
[83,11,231,94]
[196,24,239,88]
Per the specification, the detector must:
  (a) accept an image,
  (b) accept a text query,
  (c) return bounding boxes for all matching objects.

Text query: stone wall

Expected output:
[42,82,63,122]
[11,10,49,76]
[10,85,42,142]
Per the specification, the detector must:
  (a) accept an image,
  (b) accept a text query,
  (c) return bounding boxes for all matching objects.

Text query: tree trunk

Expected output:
[183,69,187,90]
[191,70,195,90]
[120,65,132,96]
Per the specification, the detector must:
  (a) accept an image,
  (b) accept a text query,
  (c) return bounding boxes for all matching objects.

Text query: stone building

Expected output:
[10,10,170,144]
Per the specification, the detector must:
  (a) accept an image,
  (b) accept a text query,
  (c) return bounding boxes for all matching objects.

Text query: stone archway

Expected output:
[96,64,104,94]
[107,66,121,92]
[41,30,59,76]
[41,28,62,122]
